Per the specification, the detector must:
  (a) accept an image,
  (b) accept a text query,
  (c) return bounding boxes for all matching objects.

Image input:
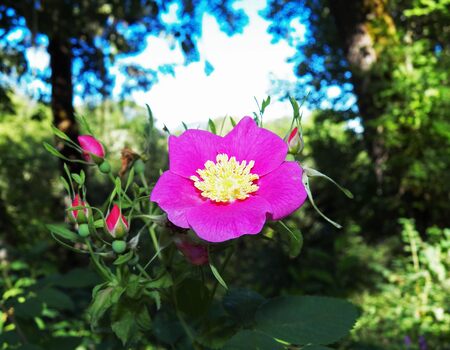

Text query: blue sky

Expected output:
[25,0,307,129]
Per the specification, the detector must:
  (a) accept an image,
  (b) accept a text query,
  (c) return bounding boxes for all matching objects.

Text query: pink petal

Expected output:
[72,194,81,219]
[78,135,105,158]
[150,171,205,228]
[106,204,120,232]
[186,196,270,242]
[220,117,287,176]
[169,130,222,178]
[256,161,307,220]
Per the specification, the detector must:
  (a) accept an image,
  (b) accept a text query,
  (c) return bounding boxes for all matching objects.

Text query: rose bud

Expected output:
[70,194,89,224]
[174,236,209,266]
[286,127,303,155]
[78,135,105,164]
[105,204,129,239]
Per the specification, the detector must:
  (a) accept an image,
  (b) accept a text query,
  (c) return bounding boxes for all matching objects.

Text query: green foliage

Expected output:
[255,296,359,345]
[351,220,450,349]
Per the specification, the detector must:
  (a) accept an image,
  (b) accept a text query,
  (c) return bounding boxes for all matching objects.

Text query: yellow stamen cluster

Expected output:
[190,154,259,203]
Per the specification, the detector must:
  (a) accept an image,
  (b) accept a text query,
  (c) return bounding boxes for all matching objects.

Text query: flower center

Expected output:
[190,154,259,203]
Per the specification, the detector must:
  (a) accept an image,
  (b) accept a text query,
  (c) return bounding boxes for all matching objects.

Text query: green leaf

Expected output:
[88,286,124,328]
[71,173,83,186]
[302,173,342,229]
[175,278,209,318]
[145,272,173,289]
[261,96,271,114]
[125,167,135,192]
[208,119,217,134]
[114,250,134,265]
[197,316,238,349]
[36,288,75,311]
[223,288,266,327]
[46,224,79,242]
[289,96,300,120]
[304,167,354,199]
[43,142,66,160]
[54,268,101,288]
[255,296,359,345]
[277,221,303,258]
[223,330,284,350]
[302,346,334,350]
[59,176,71,195]
[14,298,43,319]
[146,104,154,132]
[111,308,136,345]
[136,305,152,331]
[75,114,94,135]
[210,263,228,290]
[230,116,237,127]
[51,124,71,141]
[152,310,184,345]
[182,121,189,130]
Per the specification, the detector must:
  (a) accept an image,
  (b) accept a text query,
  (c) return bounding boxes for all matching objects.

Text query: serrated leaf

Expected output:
[88,286,124,328]
[47,224,79,242]
[136,305,152,331]
[210,263,228,290]
[111,308,136,345]
[223,330,284,350]
[255,296,359,345]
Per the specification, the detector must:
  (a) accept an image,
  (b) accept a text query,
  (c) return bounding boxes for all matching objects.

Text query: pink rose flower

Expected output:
[70,194,89,223]
[105,204,129,238]
[286,127,303,154]
[174,236,209,266]
[150,117,307,242]
[78,135,105,163]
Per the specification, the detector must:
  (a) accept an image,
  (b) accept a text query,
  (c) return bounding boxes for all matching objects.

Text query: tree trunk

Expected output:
[48,36,82,174]
[328,0,396,193]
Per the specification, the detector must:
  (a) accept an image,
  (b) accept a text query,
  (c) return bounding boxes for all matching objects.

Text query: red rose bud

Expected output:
[286,127,303,155]
[78,135,105,164]
[174,236,209,266]
[70,194,89,224]
[105,204,129,239]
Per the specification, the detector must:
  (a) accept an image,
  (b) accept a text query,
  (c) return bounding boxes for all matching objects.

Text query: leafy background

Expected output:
[1,0,449,349]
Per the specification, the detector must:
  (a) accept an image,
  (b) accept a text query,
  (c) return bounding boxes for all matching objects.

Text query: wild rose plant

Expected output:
[46,98,358,349]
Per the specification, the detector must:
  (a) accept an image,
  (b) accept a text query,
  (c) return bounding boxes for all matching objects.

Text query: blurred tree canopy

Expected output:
[263,0,450,236]
[0,0,248,163]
